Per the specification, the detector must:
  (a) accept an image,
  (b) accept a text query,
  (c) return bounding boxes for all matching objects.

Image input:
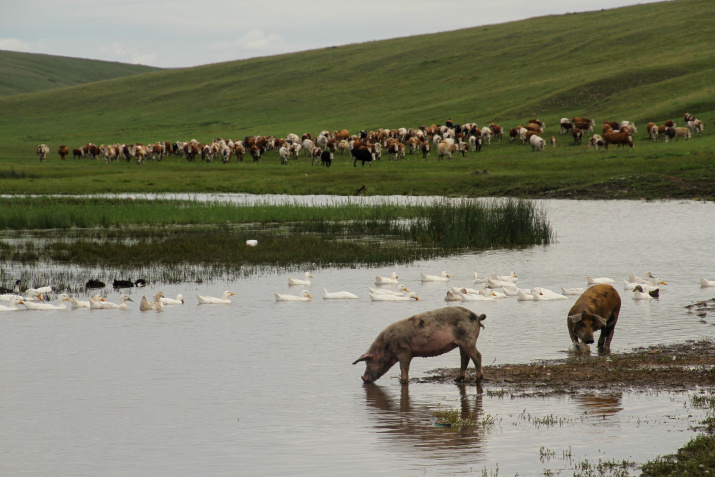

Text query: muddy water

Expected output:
[1,199,714,476]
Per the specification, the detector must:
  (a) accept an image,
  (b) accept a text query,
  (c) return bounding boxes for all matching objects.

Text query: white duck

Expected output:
[561,287,585,296]
[161,294,185,305]
[451,285,485,295]
[0,293,24,303]
[445,290,462,302]
[288,272,313,286]
[274,290,313,302]
[420,271,450,282]
[90,294,134,309]
[492,271,517,282]
[369,292,419,302]
[0,296,24,311]
[460,292,494,302]
[375,272,399,285]
[23,293,71,311]
[633,287,656,300]
[532,288,568,301]
[501,285,520,296]
[368,284,410,296]
[487,277,515,288]
[629,271,666,285]
[323,289,358,299]
[139,291,165,311]
[587,276,615,285]
[473,272,488,283]
[517,289,536,301]
[481,288,507,299]
[701,278,715,288]
[623,279,659,292]
[197,291,235,304]
[69,294,105,309]
[34,285,53,295]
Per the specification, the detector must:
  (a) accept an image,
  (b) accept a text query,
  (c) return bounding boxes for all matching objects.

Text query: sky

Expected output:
[1,0,660,69]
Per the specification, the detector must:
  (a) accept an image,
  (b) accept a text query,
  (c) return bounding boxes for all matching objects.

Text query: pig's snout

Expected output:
[584,339,594,344]
[361,375,373,384]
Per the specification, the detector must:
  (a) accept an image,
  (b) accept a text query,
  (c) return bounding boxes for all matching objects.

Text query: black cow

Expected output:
[351,148,373,167]
[320,150,333,167]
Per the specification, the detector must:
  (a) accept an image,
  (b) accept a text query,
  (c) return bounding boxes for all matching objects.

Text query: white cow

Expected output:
[36,144,50,161]
[529,135,545,151]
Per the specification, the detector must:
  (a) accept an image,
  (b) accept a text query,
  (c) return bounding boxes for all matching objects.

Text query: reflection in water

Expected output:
[363,383,487,457]
[572,393,624,419]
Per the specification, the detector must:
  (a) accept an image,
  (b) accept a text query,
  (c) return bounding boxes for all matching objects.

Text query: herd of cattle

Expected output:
[34,112,706,165]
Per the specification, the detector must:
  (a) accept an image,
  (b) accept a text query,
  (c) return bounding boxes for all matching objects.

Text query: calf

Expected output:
[58,145,69,160]
[320,149,333,167]
[353,306,486,384]
[568,284,621,352]
[351,147,373,167]
[530,134,545,151]
[572,128,583,145]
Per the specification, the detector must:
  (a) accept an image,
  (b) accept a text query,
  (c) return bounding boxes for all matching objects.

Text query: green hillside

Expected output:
[0,50,160,98]
[0,0,712,199]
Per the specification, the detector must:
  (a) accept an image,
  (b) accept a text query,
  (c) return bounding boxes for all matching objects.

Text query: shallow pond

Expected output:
[1,199,714,476]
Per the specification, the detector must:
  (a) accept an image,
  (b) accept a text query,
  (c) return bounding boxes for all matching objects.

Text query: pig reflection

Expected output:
[353,306,486,384]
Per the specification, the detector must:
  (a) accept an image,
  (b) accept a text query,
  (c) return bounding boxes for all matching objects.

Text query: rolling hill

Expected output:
[0,50,160,98]
[0,0,713,149]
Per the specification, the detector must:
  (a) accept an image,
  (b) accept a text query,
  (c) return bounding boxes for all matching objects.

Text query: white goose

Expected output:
[161,294,185,305]
[140,291,165,311]
[481,288,507,299]
[701,278,715,288]
[274,290,312,302]
[587,276,615,285]
[492,271,517,282]
[375,272,399,285]
[90,294,134,309]
[0,296,24,311]
[629,271,666,285]
[197,291,235,304]
[517,289,536,301]
[451,285,485,295]
[487,277,515,288]
[323,289,358,299]
[420,271,450,282]
[288,272,313,286]
[623,279,659,292]
[369,292,419,302]
[368,284,410,296]
[69,294,105,309]
[23,293,71,311]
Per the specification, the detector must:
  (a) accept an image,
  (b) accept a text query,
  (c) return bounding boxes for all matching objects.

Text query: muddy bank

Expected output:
[422,340,715,393]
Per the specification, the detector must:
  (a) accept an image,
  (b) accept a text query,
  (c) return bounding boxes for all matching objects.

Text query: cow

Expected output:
[437,142,457,160]
[572,117,595,133]
[279,146,290,165]
[57,145,69,160]
[480,127,492,145]
[572,128,583,145]
[674,127,691,141]
[559,118,573,134]
[588,134,605,150]
[687,119,704,136]
[250,144,263,161]
[603,121,619,131]
[551,136,557,147]
[36,144,50,161]
[663,127,676,142]
[508,128,518,143]
[337,139,349,155]
[320,150,333,167]
[351,147,373,167]
[603,131,633,149]
[72,148,84,160]
[664,120,675,128]
[646,122,659,141]
[311,147,323,166]
[220,144,232,163]
[567,284,621,353]
[421,141,431,158]
[353,306,486,384]
[684,113,695,124]
[333,129,350,141]
[234,144,246,162]
[489,123,503,141]
[530,135,545,151]
[469,135,482,152]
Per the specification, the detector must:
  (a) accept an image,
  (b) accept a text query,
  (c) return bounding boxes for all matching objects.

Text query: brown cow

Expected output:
[572,128,583,144]
[603,121,619,131]
[72,148,84,160]
[333,129,349,141]
[57,145,69,160]
[568,284,621,353]
[353,306,487,384]
[603,131,633,149]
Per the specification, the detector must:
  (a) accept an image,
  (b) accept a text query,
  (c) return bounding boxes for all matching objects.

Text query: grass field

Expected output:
[0,0,713,199]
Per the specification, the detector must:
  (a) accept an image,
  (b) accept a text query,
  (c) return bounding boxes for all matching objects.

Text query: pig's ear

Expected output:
[352,353,371,365]
[593,314,608,328]
[569,312,584,323]
[478,314,486,322]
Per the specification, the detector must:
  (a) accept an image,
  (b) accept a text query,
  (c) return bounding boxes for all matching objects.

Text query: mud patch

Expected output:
[421,340,715,394]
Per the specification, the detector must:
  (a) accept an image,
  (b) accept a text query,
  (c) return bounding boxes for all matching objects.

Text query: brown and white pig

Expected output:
[567,284,621,352]
[353,306,486,385]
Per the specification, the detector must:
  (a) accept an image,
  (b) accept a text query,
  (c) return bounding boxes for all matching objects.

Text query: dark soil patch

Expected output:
[420,340,715,394]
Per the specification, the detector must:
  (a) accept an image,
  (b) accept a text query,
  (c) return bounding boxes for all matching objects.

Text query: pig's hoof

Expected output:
[454,376,465,383]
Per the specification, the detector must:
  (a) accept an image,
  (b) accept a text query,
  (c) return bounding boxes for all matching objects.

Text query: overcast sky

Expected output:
[1,0,660,68]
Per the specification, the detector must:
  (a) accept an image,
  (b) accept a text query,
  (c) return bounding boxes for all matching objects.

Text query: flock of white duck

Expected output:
[0,270,712,312]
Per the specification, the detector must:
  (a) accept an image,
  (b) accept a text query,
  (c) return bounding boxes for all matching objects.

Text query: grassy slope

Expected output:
[0,0,713,198]
[0,50,160,98]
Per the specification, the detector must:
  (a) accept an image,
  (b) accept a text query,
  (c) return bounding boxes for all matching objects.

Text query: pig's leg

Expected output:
[398,355,412,385]
[458,346,483,381]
